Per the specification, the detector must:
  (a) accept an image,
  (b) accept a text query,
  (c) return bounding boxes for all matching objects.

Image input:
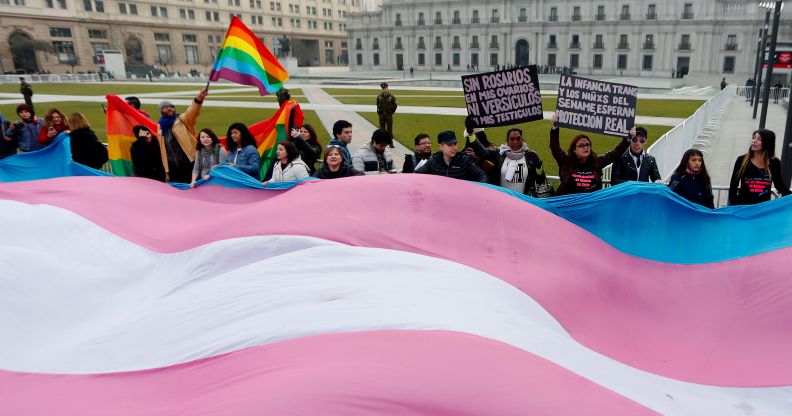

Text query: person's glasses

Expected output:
[576,143,591,148]
[631,137,647,143]
[326,144,342,149]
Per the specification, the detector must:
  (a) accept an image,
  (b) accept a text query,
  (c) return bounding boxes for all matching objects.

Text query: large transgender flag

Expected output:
[1,174,792,415]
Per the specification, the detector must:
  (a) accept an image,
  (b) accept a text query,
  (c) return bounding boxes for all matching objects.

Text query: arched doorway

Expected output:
[515,39,529,67]
[124,37,144,64]
[9,32,40,73]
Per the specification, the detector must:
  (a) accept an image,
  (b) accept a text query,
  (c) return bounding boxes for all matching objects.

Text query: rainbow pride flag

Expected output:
[209,16,288,96]
[221,100,303,180]
[105,94,157,176]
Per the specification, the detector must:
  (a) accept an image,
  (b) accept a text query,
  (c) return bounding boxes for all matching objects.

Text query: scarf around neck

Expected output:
[499,142,529,181]
[158,114,178,139]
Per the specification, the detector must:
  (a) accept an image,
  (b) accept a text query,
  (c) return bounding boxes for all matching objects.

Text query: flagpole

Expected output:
[206,16,238,93]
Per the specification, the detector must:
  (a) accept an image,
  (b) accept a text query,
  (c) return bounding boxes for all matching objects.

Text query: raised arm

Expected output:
[770,158,791,196]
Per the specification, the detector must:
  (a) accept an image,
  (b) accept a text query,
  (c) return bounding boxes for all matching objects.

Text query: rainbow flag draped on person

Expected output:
[209,16,288,96]
[255,99,303,179]
[220,99,303,180]
[105,94,157,176]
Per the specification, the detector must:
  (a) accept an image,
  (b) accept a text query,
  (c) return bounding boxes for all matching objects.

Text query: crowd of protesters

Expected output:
[1,86,789,209]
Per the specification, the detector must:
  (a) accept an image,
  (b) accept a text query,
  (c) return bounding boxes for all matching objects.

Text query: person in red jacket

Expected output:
[38,108,69,146]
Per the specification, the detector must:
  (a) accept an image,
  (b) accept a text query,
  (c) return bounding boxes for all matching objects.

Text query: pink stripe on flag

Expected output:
[0,331,656,416]
[1,175,792,386]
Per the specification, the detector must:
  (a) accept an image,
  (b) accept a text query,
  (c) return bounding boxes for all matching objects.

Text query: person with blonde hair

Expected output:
[728,129,791,205]
[67,112,107,169]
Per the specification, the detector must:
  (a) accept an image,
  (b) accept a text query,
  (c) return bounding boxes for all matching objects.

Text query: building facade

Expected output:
[0,0,372,74]
[348,0,792,79]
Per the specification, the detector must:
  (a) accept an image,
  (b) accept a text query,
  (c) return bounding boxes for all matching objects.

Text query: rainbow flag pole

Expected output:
[208,16,288,96]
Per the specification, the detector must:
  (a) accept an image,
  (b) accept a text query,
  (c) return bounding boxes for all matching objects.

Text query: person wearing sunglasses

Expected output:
[549,113,629,195]
[610,126,661,186]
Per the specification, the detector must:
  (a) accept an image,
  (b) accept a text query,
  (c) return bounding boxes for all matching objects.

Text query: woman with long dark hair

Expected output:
[264,140,310,184]
[287,123,321,175]
[668,149,714,208]
[728,129,791,205]
[549,113,630,195]
[226,122,261,179]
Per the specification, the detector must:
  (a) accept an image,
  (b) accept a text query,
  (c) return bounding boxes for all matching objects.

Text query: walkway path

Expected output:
[0,92,686,128]
[696,98,788,187]
[301,85,409,168]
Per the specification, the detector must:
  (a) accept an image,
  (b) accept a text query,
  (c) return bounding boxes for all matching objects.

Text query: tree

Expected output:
[9,37,52,56]
[9,35,51,73]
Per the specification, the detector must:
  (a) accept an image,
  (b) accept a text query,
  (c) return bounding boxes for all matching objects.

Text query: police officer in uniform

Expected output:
[376,82,397,147]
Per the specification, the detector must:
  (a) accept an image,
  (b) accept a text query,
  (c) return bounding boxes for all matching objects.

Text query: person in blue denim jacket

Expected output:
[5,104,44,152]
[225,122,261,179]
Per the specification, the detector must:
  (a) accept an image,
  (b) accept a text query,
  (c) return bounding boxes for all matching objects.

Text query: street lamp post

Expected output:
[758,1,784,128]
[752,10,771,116]
[783,89,792,184]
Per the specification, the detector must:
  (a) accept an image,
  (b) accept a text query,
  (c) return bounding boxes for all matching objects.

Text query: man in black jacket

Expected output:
[415,131,488,182]
[610,126,661,185]
[402,133,432,173]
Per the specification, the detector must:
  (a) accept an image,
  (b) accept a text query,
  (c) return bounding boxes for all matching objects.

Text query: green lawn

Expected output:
[0,101,329,143]
[359,112,672,177]
[210,88,303,97]
[326,87,704,119]
[323,88,463,97]
[0,83,238,95]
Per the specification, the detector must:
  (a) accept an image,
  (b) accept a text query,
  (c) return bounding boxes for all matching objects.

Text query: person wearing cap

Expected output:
[352,128,396,175]
[5,103,44,152]
[610,126,661,186]
[131,125,166,182]
[415,131,488,182]
[376,82,397,147]
[19,78,33,110]
[156,88,208,183]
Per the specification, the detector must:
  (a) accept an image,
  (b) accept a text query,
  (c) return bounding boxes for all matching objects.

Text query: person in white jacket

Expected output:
[352,128,396,175]
[264,140,311,184]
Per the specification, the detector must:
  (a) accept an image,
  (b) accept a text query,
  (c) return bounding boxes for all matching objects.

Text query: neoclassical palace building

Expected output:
[0,0,376,74]
[348,0,792,79]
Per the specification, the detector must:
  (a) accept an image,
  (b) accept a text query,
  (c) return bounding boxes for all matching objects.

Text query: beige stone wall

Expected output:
[0,0,367,74]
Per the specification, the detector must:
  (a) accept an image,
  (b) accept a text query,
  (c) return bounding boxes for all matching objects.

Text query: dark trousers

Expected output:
[23,95,33,112]
[379,113,394,137]
[166,161,193,184]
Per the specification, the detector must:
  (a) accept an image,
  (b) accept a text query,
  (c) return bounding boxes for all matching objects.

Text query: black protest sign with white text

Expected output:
[462,66,543,128]
[556,75,637,137]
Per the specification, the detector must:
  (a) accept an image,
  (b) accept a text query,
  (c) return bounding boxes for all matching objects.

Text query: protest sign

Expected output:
[462,65,543,128]
[555,75,637,137]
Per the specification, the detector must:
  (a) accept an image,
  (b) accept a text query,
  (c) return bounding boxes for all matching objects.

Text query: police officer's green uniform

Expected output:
[376,83,397,142]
